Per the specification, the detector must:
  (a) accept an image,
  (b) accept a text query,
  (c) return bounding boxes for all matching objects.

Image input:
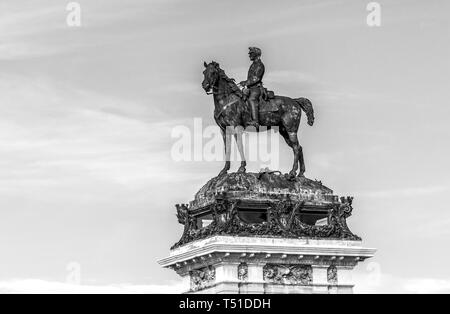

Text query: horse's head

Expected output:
[202,61,220,93]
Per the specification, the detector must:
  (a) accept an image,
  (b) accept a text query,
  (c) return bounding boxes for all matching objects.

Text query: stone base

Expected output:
[159,236,376,294]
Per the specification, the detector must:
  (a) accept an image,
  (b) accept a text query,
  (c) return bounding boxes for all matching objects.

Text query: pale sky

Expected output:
[0,0,450,293]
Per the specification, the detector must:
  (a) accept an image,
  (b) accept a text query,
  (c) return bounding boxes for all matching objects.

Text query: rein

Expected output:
[214,98,240,119]
[205,71,245,119]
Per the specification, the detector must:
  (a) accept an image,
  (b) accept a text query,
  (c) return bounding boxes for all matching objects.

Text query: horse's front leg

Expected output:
[234,126,246,173]
[218,128,232,177]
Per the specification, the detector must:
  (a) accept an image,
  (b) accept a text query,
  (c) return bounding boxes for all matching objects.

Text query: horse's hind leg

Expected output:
[286,130,306,177]
[280,128,300,178]
[288,132,303,178]
[297,139,305,177]
[281,104,305,177]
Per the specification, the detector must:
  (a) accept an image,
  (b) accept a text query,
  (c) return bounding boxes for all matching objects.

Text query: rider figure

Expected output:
[240,47,265,128]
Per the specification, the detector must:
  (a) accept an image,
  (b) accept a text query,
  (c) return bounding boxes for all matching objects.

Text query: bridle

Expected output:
[204,66,246,119]
[205,77,231,97]
[207,83,237,119]
[205,85,221,95]
[204,66,240,97]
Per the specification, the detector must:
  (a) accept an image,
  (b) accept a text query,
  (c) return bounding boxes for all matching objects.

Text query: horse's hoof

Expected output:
[218,170,228,177]
[297,172,305,178]
[237,167,246,174]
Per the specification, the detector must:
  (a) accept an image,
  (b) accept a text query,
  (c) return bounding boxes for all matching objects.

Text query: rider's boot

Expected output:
[249,102,260,131]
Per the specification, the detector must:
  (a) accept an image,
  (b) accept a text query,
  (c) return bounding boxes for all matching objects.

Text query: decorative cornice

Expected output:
[159,236,376,268]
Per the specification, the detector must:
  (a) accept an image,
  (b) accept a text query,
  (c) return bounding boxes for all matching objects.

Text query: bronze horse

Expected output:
[201,61,314,178]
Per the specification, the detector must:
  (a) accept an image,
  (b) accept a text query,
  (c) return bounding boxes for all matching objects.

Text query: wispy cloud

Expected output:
[265,70,320,86]
[356,185,450,199]
[0,0,166,60]
[0,2,69,60]
[403,278,450,294]
[0,74,181,188]
[414,218,450,239]
[0,279,184,294]
[354,270,450,294]
[4,274,450,294]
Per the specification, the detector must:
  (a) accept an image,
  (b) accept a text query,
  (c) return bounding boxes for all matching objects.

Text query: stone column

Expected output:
[214,262,240,294]
[312,265,329,294]
[244,263,265,294]
[215,262,238,282]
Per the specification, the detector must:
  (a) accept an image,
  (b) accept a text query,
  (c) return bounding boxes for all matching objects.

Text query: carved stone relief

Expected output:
[238,263,248,281]
[263,264,312,285]
[190,266,216,291]
[327,265,338,285]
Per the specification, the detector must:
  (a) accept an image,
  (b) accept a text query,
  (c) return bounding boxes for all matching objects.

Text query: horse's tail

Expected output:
[294,97,315,126]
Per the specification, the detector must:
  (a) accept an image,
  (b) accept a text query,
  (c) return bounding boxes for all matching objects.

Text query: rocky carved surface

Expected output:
[190,266,215,292]
[191,172,335,210]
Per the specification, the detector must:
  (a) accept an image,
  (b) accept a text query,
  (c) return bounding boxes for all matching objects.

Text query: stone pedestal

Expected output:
[161,172,376,293]
[159,235,376,294]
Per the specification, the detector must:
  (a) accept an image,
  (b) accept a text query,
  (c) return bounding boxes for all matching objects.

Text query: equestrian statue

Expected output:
[201,47,315,178]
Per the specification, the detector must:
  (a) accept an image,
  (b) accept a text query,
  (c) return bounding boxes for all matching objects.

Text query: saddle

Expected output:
[259,87,278,112]
[241,86,278,114]
[261,87,275,101]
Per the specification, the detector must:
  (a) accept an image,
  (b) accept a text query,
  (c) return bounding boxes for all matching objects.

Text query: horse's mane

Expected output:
[211,61,243,98]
